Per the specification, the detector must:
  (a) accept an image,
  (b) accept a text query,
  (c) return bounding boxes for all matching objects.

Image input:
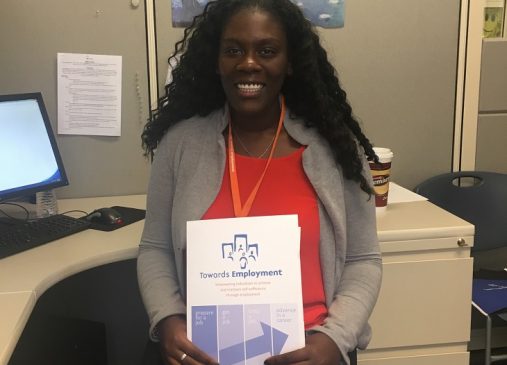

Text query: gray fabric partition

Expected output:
[0,0,461,197]
[0,0,151,199]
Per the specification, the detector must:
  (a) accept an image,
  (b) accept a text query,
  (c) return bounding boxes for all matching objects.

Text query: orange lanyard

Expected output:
[228,96,286,217]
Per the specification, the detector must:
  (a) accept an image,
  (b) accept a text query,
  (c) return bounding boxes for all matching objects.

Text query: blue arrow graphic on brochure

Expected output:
[219,322,288,364]
[270,323,289,355]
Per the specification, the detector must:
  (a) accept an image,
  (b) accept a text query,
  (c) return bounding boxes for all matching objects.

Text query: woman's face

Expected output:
[218,8,291,119]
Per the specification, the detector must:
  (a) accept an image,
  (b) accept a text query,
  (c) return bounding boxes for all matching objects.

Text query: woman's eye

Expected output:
[224,48,242,56]
[258,48,276,57]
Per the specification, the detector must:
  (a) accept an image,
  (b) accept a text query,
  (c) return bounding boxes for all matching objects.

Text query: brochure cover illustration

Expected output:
[187,215,304,365]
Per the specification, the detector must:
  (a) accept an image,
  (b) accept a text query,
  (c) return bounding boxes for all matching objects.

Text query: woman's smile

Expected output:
[236,82,265,97]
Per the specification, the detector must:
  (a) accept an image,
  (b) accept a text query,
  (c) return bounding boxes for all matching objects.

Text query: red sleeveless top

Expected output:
[202,147,328,328]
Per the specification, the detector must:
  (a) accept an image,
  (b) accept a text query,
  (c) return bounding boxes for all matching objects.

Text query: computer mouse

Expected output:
[87,207,124,226]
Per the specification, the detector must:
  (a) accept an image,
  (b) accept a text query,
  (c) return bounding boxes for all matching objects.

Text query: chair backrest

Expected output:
[415,171,507,252]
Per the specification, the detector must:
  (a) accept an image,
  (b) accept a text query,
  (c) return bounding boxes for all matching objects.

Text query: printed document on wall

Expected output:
[187,215,304,365]
[57,53,122,136]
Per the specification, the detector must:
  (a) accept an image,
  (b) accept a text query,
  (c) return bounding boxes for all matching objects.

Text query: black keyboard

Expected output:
[0,214,91,259]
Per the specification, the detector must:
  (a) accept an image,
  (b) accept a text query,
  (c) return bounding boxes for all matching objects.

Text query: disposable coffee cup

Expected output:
[369,147,394,212]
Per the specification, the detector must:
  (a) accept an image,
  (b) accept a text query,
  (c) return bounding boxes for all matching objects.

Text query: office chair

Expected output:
[415,171,507,365]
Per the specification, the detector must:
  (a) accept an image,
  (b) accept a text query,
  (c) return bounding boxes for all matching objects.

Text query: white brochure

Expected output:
[186,215,304,365]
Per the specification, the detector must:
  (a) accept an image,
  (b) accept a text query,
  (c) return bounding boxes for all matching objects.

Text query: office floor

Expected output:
[470,348,507,365]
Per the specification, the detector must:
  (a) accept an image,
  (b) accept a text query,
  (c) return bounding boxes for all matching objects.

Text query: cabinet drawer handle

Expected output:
[457,238,467,247]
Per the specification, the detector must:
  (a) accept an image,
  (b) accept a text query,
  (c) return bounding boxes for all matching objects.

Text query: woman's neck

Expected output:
[228,102,281,134]
[227,104,301,158]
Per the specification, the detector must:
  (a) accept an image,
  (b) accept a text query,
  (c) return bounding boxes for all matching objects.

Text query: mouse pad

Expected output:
[87,206,146,232]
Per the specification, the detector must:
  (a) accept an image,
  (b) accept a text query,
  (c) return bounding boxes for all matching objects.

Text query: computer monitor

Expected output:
[0,92,68,202]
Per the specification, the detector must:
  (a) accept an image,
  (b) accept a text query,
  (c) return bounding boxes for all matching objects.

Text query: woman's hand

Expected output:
[264,332,342,365]
[158,315,219,365]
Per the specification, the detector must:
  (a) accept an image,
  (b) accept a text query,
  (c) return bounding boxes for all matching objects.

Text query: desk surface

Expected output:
[0,193,473,365]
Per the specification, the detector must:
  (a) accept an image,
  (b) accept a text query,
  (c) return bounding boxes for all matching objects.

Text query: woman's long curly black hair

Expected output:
[142,0,376,194]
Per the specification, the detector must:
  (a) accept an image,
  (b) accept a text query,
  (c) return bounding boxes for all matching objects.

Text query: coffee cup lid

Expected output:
[373,147,393,163]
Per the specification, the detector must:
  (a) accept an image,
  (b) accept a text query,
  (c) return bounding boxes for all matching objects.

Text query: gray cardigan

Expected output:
[137,108,382,365]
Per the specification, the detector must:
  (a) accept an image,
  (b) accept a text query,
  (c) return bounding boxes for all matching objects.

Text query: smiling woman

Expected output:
[138,1,382,365]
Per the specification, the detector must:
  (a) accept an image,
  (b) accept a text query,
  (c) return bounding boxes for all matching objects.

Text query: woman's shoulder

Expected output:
[169,109,225,136]
[159,108,225,147]
[284,112,320,145]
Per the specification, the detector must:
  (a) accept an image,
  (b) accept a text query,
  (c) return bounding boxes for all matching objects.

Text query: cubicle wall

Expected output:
[477,38,507,173]
[1,0,460,197]
[155,0,461,190]
[0,0,151,199]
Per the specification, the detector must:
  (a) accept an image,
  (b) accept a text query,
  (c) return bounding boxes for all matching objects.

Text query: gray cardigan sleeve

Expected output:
[137,131,186,341]
[310,156,382,365]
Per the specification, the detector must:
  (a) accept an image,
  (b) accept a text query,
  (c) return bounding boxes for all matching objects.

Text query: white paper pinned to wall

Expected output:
[57,53,122,136]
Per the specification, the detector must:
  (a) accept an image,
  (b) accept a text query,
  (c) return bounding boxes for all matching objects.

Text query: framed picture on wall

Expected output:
[171,0,345,29]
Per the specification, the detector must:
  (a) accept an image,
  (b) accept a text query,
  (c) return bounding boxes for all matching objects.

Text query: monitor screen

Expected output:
[0,93,68,202]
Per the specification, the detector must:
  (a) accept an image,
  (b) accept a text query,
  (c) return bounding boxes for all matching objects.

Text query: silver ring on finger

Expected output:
[180,353,188,361]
